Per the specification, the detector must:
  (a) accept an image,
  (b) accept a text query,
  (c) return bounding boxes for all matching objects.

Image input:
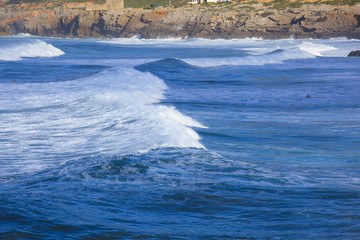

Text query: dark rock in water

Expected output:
[348,50,360,57]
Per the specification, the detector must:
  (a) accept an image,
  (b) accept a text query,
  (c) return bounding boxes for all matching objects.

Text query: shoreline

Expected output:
[4,33,360,41]
[1,2,360,40]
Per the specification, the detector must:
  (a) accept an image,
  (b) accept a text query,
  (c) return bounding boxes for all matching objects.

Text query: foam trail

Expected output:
[0,67,205,176]
[0,39,64,61]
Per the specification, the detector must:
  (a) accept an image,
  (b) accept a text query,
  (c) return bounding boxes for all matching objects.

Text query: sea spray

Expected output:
[0,67,205,176]
[0,39,64,61]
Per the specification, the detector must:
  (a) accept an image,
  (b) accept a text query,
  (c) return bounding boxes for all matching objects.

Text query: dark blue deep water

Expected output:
[0,35,360,239]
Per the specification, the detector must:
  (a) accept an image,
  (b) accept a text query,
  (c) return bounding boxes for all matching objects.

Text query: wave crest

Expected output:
[0,67,205,176]
[0,39,64,61]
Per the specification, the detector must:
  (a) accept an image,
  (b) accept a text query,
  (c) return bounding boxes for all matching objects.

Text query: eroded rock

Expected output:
[348,50,360,57]
[0,4,359,39]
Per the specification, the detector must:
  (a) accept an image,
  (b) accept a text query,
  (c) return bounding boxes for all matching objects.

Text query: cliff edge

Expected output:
[1,1,359,39]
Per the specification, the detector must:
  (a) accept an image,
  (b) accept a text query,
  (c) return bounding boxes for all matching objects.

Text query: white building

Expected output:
[188,0,204,4]
[188,0,230,4]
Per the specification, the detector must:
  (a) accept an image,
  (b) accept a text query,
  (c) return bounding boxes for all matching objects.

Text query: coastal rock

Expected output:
[0,22,10,36]
[348,50,360,57]
[0,3,360,39]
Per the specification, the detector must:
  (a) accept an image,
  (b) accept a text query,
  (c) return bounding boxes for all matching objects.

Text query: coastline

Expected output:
[0,1,360,39]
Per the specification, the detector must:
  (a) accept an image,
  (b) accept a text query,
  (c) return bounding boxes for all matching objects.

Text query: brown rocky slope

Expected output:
[0,2,360,39]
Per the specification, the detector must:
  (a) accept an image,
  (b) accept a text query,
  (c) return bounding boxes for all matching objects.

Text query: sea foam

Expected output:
[99,37,348,67]
[181,48,315,67]
[0,39,64,61]
[0,67,205,176]
[181,41,338,67]
[297,41,337,56]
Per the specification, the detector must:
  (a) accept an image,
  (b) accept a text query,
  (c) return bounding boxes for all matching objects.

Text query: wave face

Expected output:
[0,38,64,61]
[1,36,360,240]
[0,66,205,176]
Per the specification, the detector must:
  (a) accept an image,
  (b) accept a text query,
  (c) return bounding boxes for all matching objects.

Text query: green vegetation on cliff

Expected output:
[125,0,186,8]
[3,0,187,8]
[5,0,104,5]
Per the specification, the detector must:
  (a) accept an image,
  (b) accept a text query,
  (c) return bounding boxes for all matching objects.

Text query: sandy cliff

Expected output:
[0,2,359,39]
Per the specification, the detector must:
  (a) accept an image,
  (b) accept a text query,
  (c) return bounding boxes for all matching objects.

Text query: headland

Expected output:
[0,0,359,39]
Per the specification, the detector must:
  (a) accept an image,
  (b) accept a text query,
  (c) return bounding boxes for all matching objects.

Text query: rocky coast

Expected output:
[0,1,360,39]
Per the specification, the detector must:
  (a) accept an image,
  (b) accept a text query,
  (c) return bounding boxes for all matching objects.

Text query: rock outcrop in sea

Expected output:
[348,50,360,57]
[0,1,360,39]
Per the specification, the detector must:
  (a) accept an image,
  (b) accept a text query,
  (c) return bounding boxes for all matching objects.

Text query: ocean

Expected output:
[0,35,359,239]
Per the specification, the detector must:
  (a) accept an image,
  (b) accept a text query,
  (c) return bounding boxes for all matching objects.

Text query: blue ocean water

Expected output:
[0,35,360,239]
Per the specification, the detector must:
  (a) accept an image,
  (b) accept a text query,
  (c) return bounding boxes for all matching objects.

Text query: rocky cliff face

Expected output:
[1,3,359,39]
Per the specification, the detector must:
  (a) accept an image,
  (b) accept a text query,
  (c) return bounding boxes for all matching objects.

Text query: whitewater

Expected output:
[0,35,359,239]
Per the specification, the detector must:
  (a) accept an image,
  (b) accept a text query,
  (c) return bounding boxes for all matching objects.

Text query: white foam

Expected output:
[182,48,315,67]
[13,33,34,38]
[178,40,346,67]
[98,37,359,59]
[0,39,64,61]
[0,67,206,176]
[99,37,355,66]
[297,41,337,56]
[99,36,270,48]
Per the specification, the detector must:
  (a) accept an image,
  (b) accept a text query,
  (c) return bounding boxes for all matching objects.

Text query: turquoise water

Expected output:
[0,35,360,239]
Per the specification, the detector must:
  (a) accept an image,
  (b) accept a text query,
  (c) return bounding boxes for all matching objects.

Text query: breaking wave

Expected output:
[0,39,64,61]
[0,67,205,176]
[297,41,337,56]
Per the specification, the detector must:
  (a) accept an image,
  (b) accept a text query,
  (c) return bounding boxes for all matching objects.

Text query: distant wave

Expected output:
[297,41,337,56]
[99,37,359,68]
[100,36,272,47]
[99,36,345,49]
[0,39,64,61]
[181,42,339,67]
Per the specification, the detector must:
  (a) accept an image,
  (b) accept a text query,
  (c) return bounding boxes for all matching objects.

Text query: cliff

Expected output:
[0,1,359,39]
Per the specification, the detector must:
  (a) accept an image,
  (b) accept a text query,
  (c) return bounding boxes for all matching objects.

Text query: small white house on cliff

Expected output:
[188,0,230,4]
[188,0,203,4]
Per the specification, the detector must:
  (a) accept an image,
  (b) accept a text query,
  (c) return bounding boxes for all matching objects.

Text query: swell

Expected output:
[182,42,338,67]
[132,40,343,70]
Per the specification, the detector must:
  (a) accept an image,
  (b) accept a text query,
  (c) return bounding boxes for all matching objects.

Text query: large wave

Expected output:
[0,39,64,61]
[0,67,205,176]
